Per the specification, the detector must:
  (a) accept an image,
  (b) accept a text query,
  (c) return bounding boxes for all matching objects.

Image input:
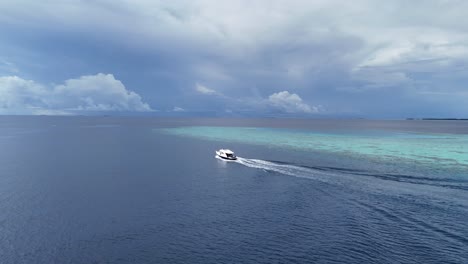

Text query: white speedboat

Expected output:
[215,149,237,160]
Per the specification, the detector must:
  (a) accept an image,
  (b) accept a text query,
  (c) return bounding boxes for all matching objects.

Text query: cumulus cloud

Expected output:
[0,73,152,115]
[53,73,151,111]
[0,76,48,114]
[268,91,317,113]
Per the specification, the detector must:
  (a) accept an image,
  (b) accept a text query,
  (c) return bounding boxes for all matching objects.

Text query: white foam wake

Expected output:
[234,157,334,182]
[216,155,347,184]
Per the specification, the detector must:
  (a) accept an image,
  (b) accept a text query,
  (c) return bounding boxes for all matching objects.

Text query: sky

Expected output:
[1,0,468,118]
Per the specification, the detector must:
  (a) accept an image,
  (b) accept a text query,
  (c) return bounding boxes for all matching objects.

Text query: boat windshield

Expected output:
[226,153,233,157]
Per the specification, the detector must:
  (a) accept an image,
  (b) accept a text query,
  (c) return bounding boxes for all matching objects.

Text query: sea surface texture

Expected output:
[1,117,467,263]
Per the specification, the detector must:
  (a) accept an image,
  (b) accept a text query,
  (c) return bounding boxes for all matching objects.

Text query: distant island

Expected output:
[406,118,468,120]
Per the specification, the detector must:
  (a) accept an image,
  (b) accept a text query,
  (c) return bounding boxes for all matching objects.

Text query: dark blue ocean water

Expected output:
[0,117,467,264]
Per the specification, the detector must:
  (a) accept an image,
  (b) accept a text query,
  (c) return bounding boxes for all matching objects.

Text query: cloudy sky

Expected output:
[1,0,468,117]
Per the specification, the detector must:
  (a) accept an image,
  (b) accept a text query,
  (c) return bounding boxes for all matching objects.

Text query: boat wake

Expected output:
[234,157,336,182]
[225,157,468,191]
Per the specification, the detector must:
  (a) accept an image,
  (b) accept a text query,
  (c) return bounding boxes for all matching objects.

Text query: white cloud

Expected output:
[53,73,151,111]
[268,91,317,113]
[0,76,49,114]
[172,106,185,112]
[0,73,152,115]
[195,83,217,95]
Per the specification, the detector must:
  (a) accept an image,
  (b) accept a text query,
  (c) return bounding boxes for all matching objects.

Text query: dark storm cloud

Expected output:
[1,0,468,117]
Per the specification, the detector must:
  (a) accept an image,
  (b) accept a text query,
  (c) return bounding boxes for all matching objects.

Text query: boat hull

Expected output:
[215,150,237,161]
[216,155,237,160]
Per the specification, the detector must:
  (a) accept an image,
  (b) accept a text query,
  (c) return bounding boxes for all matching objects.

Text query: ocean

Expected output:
[1,117,467,263]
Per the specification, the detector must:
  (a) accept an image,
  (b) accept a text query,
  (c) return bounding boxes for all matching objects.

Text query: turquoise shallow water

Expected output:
[161,126,468,171]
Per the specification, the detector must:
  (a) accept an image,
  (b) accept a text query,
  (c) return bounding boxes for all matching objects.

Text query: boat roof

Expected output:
[220,149,234,154]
